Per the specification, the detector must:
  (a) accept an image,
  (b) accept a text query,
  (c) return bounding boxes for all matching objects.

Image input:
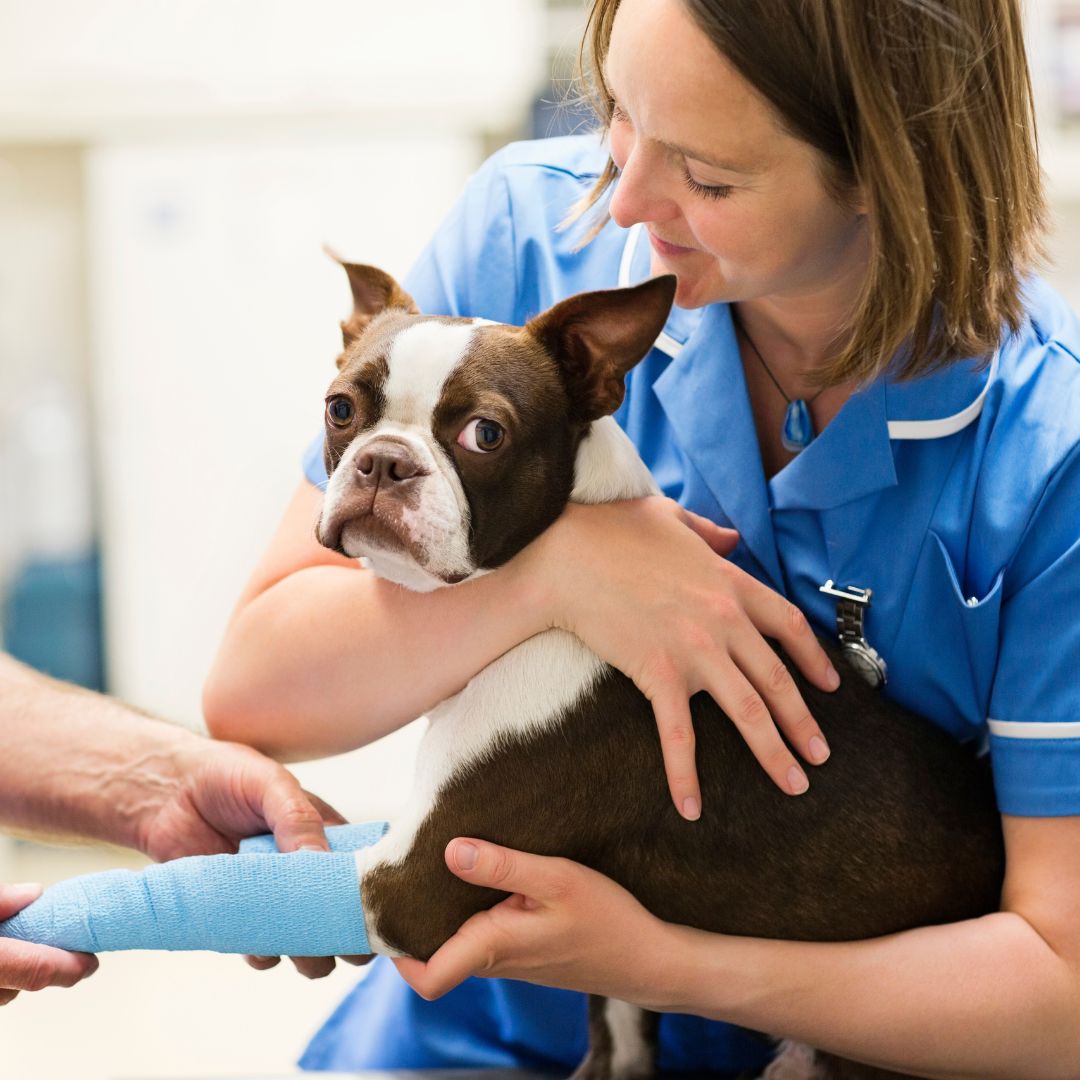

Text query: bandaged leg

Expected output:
[0,821,388,956]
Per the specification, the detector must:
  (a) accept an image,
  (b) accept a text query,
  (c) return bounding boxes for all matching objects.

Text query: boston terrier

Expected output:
[314,259,1004,1080]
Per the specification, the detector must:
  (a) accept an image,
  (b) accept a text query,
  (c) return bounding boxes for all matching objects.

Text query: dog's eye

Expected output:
[326,397,354,427]
[457,418,505,453]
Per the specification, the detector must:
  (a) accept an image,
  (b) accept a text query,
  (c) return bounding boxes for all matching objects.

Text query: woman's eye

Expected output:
[457,418,505,453]
[682,168,735,201]
[326,397,354,426]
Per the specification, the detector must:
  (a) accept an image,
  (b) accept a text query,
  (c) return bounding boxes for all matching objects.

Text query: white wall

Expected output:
[85,133,492,816]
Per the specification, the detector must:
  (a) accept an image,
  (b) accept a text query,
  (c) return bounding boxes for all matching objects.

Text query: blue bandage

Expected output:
[0,821,389,956]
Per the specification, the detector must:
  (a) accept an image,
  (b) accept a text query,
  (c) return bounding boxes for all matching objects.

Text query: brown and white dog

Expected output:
[315,260,1004,1080]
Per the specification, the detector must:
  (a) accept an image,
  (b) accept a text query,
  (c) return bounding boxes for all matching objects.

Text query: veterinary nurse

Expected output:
[205,0,1080,1074]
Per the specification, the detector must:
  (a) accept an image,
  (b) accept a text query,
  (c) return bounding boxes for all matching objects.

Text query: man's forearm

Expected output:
[0,653,193,851]
[662,912,1080,1080]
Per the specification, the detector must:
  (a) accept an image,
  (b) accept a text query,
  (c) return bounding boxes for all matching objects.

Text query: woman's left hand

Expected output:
[393,838,681,1011]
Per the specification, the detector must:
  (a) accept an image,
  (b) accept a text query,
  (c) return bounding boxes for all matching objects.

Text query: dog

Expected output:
[314,259,1004,1080]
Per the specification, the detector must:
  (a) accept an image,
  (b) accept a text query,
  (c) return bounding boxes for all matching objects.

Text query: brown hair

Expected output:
[573,0,1047,385]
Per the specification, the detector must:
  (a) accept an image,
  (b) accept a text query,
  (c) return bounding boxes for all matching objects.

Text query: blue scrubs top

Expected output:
[299,135,1080,1074]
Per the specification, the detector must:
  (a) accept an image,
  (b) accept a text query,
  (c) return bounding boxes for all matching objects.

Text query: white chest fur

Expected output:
[355,417,659,953]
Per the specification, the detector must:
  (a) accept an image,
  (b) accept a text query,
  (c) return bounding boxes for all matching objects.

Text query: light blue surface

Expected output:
[0,822,388,955]
[300,134,1080,1072]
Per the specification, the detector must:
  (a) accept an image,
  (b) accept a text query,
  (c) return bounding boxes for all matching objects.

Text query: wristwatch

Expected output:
[819,580,888,688]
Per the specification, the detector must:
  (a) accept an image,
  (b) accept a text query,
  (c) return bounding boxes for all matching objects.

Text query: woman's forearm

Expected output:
[202,560,549,761]
[0,653,193,850]
[661,913,1080,1079]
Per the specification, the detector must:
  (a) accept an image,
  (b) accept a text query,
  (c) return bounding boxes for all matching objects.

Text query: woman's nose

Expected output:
[609,145,679,229]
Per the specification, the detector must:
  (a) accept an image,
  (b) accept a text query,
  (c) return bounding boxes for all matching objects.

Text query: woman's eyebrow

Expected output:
[668,140,765,175]
[603,65,764,176]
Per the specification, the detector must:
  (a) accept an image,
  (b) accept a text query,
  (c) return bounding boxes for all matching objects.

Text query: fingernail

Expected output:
[787,766,810,795]
[454,842,478,870]
[808,735,830,764]
[299,843,328,852]
[826,665,841,690]
[682,796,701,821]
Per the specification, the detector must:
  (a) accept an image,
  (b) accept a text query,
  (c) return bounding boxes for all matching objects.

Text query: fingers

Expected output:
[392,916,497,1000]
[258,770,333,854]
[302,789,348,828]
[743,580,840,694]
[647,684,702,820]
[0,939,98,1000]
[445,839,573,906]
[0,883,43,921]
[244,954,282,971]
[676,507,740,557]
[732,634,831,779]
[288,955,336,979]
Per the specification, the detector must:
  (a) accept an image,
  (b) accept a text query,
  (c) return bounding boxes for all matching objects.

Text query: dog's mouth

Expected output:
[319,499,471,585]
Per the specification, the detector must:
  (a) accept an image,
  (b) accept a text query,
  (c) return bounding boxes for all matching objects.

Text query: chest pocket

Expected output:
[887,531,1004,741]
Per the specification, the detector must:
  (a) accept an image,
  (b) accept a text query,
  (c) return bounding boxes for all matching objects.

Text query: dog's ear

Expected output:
[325,248,420,366]
[526,275,676,422]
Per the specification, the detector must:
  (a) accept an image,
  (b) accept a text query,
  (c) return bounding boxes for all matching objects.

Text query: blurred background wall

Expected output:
[0,1,1077,1078]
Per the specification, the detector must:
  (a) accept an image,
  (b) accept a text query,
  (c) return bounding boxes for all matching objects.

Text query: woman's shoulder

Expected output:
[991,277,1080,460]
[407,135,629,323]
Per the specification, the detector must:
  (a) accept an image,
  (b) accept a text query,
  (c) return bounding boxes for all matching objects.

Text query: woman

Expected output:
[204,0,1080,1074]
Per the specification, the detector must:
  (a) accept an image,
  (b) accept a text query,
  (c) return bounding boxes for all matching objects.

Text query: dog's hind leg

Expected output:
[570,996,658,1080]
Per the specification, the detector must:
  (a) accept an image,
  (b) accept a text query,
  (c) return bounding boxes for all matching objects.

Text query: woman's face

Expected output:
[605,0,869,312]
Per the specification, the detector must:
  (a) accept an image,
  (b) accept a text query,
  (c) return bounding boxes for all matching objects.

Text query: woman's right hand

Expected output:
[519,496,840,819]
[0,883,98,1005]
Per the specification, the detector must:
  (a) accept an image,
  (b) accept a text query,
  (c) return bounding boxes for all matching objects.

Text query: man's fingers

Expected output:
[0,940,98,993]
[289,955,336,979]
[677,508,739,557]
[0,883,43,921]
[260,771,333,854]
[244,954,282,971]
[302,789,348,828]
[648,686,702,820]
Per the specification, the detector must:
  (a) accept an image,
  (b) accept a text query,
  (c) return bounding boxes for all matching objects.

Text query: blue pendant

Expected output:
[781,398,815,453]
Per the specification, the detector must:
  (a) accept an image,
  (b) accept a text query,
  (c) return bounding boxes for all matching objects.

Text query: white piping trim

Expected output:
[655,331,685,357]
[886,350,998,441]
[619,224,684,359]
[988,718,1080,740]
[618,223,644,288]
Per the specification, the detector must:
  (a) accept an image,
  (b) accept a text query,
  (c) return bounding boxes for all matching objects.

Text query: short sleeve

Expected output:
[402,149,518,322]
[988,440,1080,815]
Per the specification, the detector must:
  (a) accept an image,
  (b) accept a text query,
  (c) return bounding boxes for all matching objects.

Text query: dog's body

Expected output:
[315,263,1004,1080]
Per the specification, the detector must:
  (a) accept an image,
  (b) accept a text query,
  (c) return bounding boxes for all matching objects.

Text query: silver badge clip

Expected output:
[819,580,888,688]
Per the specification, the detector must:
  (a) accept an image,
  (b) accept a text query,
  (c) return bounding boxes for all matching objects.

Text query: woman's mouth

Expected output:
[648,231,697,258]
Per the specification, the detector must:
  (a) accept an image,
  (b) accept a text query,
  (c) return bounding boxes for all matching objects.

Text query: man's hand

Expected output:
[135,735,359,979]
[136,736,344,863]
[0,884,97,1005]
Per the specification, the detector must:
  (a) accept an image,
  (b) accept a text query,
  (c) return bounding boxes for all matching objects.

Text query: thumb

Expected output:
[445,839,569,902]
[0,884,43,921]
[677,509,739,556]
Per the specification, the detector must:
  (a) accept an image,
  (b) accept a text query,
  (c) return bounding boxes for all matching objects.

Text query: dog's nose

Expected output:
[355,443,426,485]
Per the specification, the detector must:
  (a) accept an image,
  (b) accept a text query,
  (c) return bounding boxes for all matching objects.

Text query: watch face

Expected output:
[842,641,887,689]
